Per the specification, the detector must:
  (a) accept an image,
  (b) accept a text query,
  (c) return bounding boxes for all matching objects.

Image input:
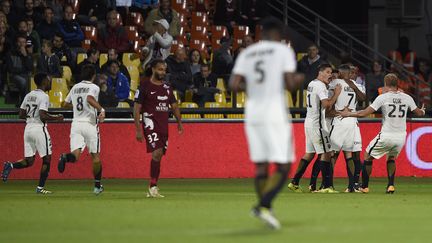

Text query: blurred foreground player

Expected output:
[133,59,183,198]
[2,73,63,194]
[230,17,302,229]
[339,73,425,193]
[58,65,106,195]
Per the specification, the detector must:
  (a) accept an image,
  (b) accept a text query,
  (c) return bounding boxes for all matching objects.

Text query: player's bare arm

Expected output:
[133,102,144,142]
[345,79,367,102]
[171,102,183,134]
[322,84,342,109]
[340,106,376,118]
[87,95,105,122]
[412,104,426,116]
[39,110,64,122]
[229,74,246,92]
[18,109,27,119]
[284,72,304,92]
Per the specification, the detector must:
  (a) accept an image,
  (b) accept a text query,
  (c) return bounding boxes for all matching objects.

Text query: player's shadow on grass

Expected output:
[215,221,301,238]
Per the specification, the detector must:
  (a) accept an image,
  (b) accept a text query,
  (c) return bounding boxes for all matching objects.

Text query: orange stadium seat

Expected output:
[82,26,97,41]
[189,39,209,59]
[71,0,79,13]
[193,0,210,12]
[81,39,92,50]
[171,40,185,54]
[172,0,190,17]
[126,26,140,41]
[178,13,190,33]
[232,38,243,51]
[233,25,250,40]
[211,25,228,49]
[128,12,144,28]
[177,35,189,46]
[190,25,210,45]
[191,12,209,28]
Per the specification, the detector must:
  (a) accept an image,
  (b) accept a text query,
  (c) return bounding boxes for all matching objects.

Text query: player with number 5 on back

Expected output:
[2,73,64,194]
[339,73,426,194]
[58,64,106,195]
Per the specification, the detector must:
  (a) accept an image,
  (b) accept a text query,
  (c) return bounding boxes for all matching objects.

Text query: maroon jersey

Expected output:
[135,78,176,152]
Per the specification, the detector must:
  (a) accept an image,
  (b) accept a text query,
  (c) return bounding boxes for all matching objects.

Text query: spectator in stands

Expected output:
[77,0,108,27]
[116,0,132,25]
[0,19,11,95]
[1,0,17,28]
[37,39,62,77]
[388,36,417,72]
[26,17,41,54]
[17,19,38,54]
[97,73,119,107]
[239,0,267,32]
[194,0,209,12]
[75,48,100,82]
[233,45,245,62]
[242,35,254,48]
[101,48,131,81]
[212,37,233,77]
[105,59,131,102]
[46,0,63,22]
[189,49,204,75]
[192,64,219,107]
[97,10,130,53]
[52,32,75,69]
[144,0,180,37]
[214,0,239,34]
[57,4,84,48]
[142,19,172,68]
[22,0,43,26]
[416,58,431,107]
[297,44,327,88]
[166,47,192,97]
[7,34,33,103]
[365,60,385,102]
[36,7,57,41]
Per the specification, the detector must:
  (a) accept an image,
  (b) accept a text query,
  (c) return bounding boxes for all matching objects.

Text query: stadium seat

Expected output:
[211,25,228,49]
[193,0,210,12]
[71,0,79,13]
[204,102,225,119]
[185,89,194,102]
[232,39,243,52]
[30,77,36,91]
[297,52,307,61]
[233,91,246,108]
[190,25,210,45]
[77,53,87,64]
[177,35,189,46]
[62,66,72,85]
[285,91,294,108]
[255,25,262,41]
[128,12,144,29]
[51,78,69,94]
[99,53,108,67]
[173,90,181,104]
[117,102,130,108]
[172,0,190,17]
[81,39,92,50]
[214,92,226,104]
[126,26,139,41]
[128,90,136,100]
[127,65,140,91]
[122,53,141,68]
[233,25,250,40]
[178,14,190,33]
[189,39,209,59]
[216,78,226,93]
[191,12,209,28]
[180,102,201,119]
[82,26,97,41]
[48,91,65,108]
[171,40,185,54]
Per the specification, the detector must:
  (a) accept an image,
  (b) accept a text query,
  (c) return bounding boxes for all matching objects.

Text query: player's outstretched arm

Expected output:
[346,80,367,102]
[413,104,426,117]
[133,102,144,142]
[40,110,64,122]
[340,106,376,118]
[18,109,27,119]
[229,74,246,92]
[171,102,183,134]
[87,95,105,122]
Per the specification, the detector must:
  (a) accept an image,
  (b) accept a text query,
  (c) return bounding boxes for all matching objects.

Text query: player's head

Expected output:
[150,59,167,81]
[317,63,333,84]
[260,17,284,41]
[81,64,96,82]
[34,72,51,91]
[384,73,398,88]
[338,64,351,80]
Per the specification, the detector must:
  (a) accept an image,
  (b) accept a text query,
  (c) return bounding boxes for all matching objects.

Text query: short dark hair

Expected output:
[338,64,351,72]
[34,72,48,86]
[44,6,53,12]
[54,32,64,40]
[106,59,119,67]
[86,47,98,57]
[318,63,332,72]
[150,59,166,69]
[16,33,27,41]
[201,63,210,69]
[81,64,96,81]
[260,17,284,34]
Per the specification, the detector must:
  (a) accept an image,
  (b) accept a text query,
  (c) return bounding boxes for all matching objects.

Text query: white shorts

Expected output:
[24,125,52,158]
[305,127,332,154]
[70,122,100,154]
[245,123,295,163]
[366,132,406,159]
[353,123,362,152]
[329,124,356,152]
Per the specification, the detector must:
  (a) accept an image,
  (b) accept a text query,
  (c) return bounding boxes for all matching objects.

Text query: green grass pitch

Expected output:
[0,178,431,243]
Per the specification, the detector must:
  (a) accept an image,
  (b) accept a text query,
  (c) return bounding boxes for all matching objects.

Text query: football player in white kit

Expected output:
[230,17,302,229]
[288,64,341,193]
[1,73,64,194]
[340,73,425,193]
[327,65,366,192]
[57,65,106,195]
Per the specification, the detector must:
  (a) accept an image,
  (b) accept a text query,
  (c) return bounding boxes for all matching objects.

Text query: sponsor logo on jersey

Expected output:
[156,102,169,112]
[157,96,168,101]
[151,91,156,94]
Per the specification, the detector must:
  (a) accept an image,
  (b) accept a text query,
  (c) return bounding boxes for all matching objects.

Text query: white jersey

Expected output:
[370,91,417,134]
[65,81,100,125]
[304,80,329,129]
[20,89,50,128]
[232,40,296,124]
[329,79,365,126]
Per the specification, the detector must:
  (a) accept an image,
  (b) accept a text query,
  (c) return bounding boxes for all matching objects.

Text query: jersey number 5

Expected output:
[254,60,265,83]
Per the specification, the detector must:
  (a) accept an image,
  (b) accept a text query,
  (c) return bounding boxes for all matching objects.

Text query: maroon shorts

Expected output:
[144,130,168,153]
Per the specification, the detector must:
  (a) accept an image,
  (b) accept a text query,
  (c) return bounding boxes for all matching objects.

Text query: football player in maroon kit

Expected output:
[133,59,183,198]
